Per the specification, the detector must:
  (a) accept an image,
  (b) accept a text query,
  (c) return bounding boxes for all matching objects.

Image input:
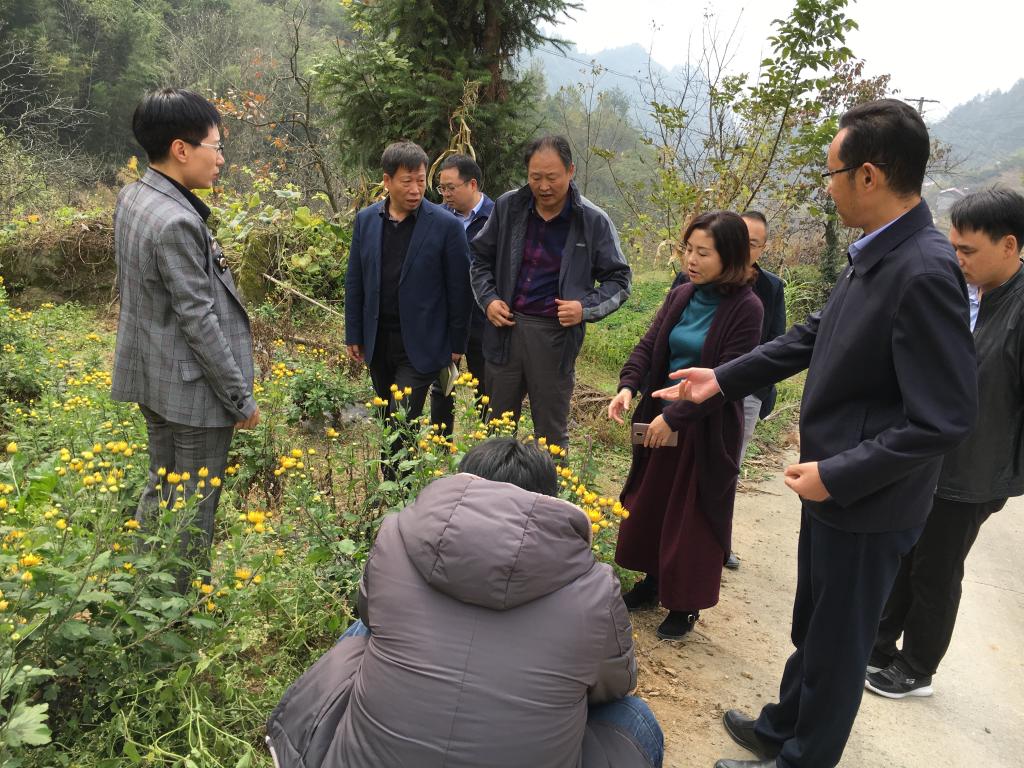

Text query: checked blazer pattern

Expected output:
[111,169,256,428]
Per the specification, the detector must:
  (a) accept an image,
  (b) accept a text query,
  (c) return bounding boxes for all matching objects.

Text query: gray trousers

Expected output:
[136,404,234,592]
[486,314,575,449]
[737,394,762,463]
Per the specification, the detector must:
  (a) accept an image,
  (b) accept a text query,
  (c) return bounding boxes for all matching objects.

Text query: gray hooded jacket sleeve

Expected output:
[589,566,638,704]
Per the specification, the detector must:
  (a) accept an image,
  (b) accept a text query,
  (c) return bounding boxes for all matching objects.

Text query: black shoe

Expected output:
[866,648,893,675]
[722,710,781,761]
[864,662,933,699]
[655,610,698,640]
[621,576,659,612]
[714,759,777,768]
[724,552,740,570]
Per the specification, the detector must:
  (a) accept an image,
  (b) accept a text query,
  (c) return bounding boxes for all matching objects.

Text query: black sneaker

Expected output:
[621,576,659,612]
[866,649,893,675]
[864,662,933,699]
[656,610,699,640]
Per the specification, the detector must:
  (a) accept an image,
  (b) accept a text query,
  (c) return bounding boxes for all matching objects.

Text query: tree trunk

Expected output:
[481,0,504,101]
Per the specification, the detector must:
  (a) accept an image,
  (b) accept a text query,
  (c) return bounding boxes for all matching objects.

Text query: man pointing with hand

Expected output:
[654,100,977,768]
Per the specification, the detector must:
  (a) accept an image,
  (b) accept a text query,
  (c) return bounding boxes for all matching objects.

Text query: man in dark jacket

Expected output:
[344,141,472,472]
[266,438,663,768]
[866,187,1024,699]
[654,100,977,768]
[470,135,632,448]
[430,153,494,436]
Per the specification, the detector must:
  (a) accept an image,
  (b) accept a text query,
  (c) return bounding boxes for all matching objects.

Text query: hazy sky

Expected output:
[547,0,1023,120]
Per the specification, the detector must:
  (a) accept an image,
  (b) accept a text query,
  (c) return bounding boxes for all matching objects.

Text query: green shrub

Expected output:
[210,170,352,305]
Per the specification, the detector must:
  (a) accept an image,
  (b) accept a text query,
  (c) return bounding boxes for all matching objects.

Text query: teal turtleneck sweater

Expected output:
[666,286,721,384]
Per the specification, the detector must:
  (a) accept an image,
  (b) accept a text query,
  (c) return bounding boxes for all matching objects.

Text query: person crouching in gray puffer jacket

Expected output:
[266,437,664,768]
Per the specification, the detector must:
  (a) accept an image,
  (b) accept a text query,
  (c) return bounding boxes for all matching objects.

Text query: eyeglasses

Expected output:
[187,140,225,155]
[821,162,887,179]
[435,180,468,194]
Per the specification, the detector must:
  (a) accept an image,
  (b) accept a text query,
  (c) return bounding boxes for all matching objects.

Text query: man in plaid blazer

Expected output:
[112,89,258,591]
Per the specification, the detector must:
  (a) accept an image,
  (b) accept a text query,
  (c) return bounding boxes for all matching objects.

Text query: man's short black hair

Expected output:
[837,99,929,198]
[132,88,221,163]
[950,188,1024,252]
[458,438,558,497]
[440,154,483,189]
[381,141,429,176]
[524,135,573,170]
[741,210,769,237]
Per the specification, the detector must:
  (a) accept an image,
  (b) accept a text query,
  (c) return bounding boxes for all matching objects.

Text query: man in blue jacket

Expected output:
[345,141,473,468]
[470,135,632,449]
[654,99,977,768]
[430,153,495,436]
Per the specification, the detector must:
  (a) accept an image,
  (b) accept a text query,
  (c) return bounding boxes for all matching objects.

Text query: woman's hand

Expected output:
[644,414,676,448]
[608,388,633,424]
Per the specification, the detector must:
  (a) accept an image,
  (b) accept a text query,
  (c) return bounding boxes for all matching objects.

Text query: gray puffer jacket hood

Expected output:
[398,471,595,610]
[267,473,639,768]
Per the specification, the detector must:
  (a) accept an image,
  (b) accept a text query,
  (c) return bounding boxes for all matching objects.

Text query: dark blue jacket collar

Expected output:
[475,193,494,219]
[849,199,933,275]
[464,193,494,228]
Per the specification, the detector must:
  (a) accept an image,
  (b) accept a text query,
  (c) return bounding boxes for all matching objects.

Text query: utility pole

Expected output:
[903,97,940,116]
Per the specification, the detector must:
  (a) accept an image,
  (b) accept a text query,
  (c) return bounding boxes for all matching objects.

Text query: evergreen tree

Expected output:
[320,0,579,194]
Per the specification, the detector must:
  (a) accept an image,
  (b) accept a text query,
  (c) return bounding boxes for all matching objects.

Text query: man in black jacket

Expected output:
[470,135,631,449]
[654,100,977,768]
[866,187,1024,699]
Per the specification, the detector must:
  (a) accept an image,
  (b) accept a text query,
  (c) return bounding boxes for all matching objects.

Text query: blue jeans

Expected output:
[339,618,371,641]
[588,695,664,767]
[339,620,663,767]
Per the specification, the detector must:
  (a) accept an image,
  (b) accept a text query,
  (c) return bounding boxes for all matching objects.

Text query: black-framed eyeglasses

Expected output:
[435,180,468,194]
[821,162,887,179]
[187,140,225,155]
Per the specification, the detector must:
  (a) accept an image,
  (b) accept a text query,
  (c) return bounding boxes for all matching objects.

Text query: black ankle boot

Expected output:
[621,575,659,612]
[656,610,699,640]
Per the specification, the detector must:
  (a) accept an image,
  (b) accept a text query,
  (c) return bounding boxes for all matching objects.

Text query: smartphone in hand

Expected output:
[630,422,679,447]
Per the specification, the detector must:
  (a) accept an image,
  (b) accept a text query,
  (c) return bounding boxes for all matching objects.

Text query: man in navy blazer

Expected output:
[345,141,472,460]
[654,100,977,768]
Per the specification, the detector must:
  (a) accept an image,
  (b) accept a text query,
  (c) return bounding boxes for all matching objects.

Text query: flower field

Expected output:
[0,276,626,766]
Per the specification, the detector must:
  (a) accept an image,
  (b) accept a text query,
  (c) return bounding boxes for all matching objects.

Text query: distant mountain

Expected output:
[931,80,1024,171]
[530,42,664,94]
[526,43,708,133]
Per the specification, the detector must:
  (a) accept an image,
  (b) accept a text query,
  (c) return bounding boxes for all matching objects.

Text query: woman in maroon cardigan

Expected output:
[608,211,763,640]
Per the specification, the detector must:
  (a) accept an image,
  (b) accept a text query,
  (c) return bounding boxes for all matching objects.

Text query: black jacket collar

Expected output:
[981,262,1024,307]
[151,169,211,222]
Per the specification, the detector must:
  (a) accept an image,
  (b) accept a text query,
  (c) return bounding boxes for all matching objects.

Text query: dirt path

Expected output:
[631,454,1024,768]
